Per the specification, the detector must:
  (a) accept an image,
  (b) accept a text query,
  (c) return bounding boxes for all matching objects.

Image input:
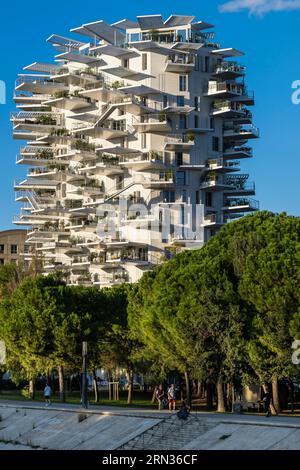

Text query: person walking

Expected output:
[168,384,176,411]
[155,384,165,410]
[44,383,52,406]
[263,390,272,417]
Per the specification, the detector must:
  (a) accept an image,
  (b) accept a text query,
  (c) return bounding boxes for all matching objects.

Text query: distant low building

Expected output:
[0,229,28,265]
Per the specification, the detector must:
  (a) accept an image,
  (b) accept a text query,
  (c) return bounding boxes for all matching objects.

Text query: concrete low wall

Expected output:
[184,421,300,450]
[1,404,300,450]
[0,405,161,450]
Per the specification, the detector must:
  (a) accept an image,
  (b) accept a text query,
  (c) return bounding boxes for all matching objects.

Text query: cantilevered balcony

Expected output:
[12,128,46,141]
[211,101,252,122]
[42,93,91,111]
[27,167,63,180]
[165,54,195,73]
[50,69,103,86]
[55,51,103,66]
[223,146,253,160]
[15,76,69,94]
[224,178,256,196]
[10,112,64,132]
[132,114,171,134]
[17,147,70,166]
[223,124,259,141]
[13,92,51,107]
[118,152,165,171]
[213,61,245,79]
[201,213,225,227]
[223,197,259,213]
[14,178,57,191]
[200,176,233,191]
[204,80,245,98]
[72,119,128,139]
[142,172,174,189]
[164,134,195,151]
[78,79,125,102]
[206,157,240,172]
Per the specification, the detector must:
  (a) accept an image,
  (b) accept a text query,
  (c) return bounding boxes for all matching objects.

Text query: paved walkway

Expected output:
[1,399,300,428]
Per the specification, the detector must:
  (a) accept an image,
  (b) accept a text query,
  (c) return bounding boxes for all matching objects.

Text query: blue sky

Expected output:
[0,0,300,230]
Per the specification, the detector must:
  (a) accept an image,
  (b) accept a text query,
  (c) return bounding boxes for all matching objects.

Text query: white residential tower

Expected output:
[12,14,259,286]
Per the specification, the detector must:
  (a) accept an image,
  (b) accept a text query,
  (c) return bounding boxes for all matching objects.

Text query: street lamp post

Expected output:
[81,341,88,409]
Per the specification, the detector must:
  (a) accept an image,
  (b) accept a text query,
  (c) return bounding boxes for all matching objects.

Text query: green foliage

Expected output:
[128,211,300,389]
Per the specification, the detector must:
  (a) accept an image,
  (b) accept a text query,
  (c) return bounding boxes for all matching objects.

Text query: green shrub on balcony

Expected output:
[74,140,95,152]
[186,131,195,142]
[50,128,69,136]
[53,91,69,99]
[35,115,57,125]
[37,149,54,159]
[111,80,124,89]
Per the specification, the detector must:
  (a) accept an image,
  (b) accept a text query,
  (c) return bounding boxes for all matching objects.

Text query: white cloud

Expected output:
[219,0,300,15]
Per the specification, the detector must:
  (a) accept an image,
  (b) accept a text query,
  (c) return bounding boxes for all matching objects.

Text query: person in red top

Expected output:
[168,384,176,411]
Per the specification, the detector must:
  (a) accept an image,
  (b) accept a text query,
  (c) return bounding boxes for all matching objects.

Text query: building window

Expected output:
[195,190,200,204]
[123,58,129,69]
[164,151,171,165]
[176,171,186,186]
[182,190,187,203]
[0,259,4,265]
[142,53,148,70]
[162,190,175,203]
[177,29,187,42]
[179,75,187,92]
[210,117,215,130]
[203,56,210,73]
[205,192,213,207]
[212,136,219,152]
[194,96,200,111]
[179,114,187,129]
[175,152,183,166]
[162,94,168,108]
[0,244,4,253]
[129,32,140,42]
[194,115,199,128]
[11,244,18,254]
[176,95,184,107]
[141,133,147,149]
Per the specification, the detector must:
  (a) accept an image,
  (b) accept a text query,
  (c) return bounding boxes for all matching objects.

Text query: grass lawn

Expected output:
[0,389,157,408]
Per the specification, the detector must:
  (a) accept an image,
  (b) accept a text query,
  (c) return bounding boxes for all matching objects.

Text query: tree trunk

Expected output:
[289,380,295,413]
[184,371,191,407]
[127,365,133,404]
[58,365,65,403]
[272,376,280,414]
[29,378,35,400]
[151,386,157,404]
[197,380,201,397]
[217,380,225,413]
[93,369,99,403]
[206,382,214,409]
[227,383,233,412]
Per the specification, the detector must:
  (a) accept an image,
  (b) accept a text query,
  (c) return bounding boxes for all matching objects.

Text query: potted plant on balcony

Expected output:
[186,131,195,142]
[54,91,69,99]
[158,111,166,122]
